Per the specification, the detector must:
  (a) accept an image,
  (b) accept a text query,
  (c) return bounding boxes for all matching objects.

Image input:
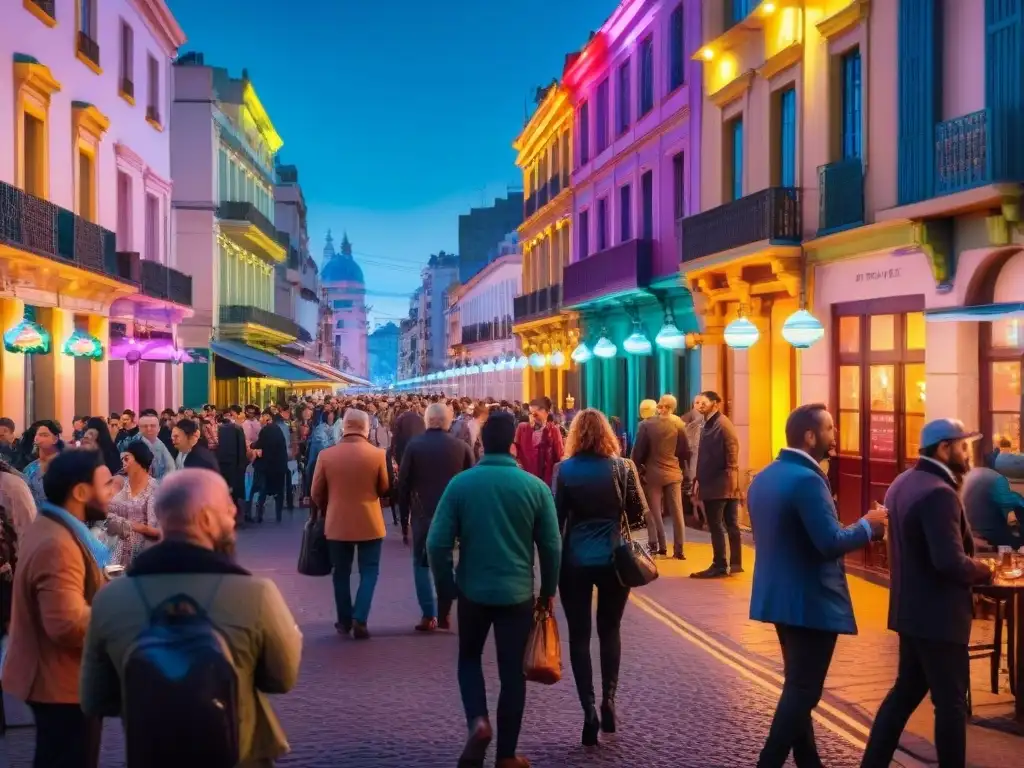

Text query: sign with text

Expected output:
[855,268,902,283]
[869,412,896,459]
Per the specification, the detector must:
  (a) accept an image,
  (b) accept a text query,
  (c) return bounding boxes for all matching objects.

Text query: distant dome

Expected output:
[321,231,364,284]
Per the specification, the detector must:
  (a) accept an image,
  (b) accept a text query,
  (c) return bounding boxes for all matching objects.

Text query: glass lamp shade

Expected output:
[623,330,653,356]
[570,341,592,363]
[529,352,546,370]
[723,317,760,349]
[781,309,825,349]
[3,317,51,354]
[550,350,566,367]
[655,321,687,350]
[496,359,507,371]
[593,336,618,359]
[62,329,104,360]
[516,355,529,369]
[482,362,495,373]
[468,364,481,375]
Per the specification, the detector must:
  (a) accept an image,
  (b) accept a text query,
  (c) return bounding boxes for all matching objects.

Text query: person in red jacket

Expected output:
[513,397,564,487]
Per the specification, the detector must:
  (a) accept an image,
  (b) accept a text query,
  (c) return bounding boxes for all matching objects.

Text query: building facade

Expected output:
[367,321,399,386]
[420,251,460,373]
[448,250,523,401]
[320,231,368,378]
[273,163,317,357]
[513,81,579,410]
[458,192,524,282]
[1,0,189,431]
[567,0,703,439]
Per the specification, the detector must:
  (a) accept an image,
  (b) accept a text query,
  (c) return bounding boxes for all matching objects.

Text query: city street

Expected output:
[4,513,878,768]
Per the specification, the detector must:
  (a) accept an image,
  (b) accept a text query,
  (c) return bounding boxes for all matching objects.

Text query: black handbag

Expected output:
[611,458,659,588]
[297,516,332,577]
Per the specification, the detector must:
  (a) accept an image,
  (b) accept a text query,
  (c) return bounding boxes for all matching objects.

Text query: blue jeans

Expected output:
[413,548,437,619]
[327,539,383,625]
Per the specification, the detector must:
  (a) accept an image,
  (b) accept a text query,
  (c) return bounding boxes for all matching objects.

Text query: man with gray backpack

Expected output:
[80,468,302,767]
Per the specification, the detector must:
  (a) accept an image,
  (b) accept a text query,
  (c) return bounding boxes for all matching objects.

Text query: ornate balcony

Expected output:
[219,304,302,343]
[216,201,286,264]
[0,180,136,284]
[460,318,513,345]
[818,158,864,235]
[935,109,990,197]
[680,187,802,264]
[140,258,193,306]
[513,284,562,324]
[563,239,653,307]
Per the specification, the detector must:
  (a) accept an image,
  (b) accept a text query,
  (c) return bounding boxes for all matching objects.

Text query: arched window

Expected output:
[982,252,1024,452]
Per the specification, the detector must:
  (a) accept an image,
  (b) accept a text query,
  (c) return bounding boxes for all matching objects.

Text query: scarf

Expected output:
[39,501,112,569]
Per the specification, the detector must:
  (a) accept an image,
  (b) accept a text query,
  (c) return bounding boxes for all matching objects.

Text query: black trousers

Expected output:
[704,498,742,570]
[861,634,970,768]
[559,564,630,710]
[758,624,838,768]
[29,701,99,768]
[457,596,533,760]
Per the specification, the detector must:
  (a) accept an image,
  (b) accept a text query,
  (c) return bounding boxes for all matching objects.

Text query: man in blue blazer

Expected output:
[748,403,887,768]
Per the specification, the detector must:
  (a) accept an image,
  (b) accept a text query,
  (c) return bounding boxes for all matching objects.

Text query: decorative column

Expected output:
[88,314,109,418]
[0,298,27,429]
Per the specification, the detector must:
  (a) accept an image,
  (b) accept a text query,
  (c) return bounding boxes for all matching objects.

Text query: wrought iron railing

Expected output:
[935,109,990,197]
[818,158,864,235]
[0,180,136,282]
[460,318,513,345]
[77,31,100,68]
[513,284,562,323]
[216,201,278,243]
[140,258,193,306]
[563,239,653,306]
[219,305,302,339]
[680,187,802,264]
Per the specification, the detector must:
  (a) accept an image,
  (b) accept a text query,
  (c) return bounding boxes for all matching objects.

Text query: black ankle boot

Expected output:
[600,679,617,733]
[582,704,600,746]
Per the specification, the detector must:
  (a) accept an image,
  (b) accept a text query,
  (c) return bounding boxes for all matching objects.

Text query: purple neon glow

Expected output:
[108,338,195,363]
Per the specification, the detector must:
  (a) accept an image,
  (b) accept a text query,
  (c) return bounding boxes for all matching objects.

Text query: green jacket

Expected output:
[427,454,561,606]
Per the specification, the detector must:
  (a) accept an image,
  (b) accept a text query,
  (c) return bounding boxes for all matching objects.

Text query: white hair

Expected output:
[659,394,678,413]
[342,408,371,437]
[425,402,452,430]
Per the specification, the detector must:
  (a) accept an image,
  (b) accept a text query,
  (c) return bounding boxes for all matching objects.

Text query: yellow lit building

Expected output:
[512,81,578,408]
[683,1,870,489]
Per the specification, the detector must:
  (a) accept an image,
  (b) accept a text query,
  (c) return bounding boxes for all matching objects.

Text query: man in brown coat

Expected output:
[3,449,116,768]
[691,390,743,579]
[631,394,691,559]
[312,408,390,640]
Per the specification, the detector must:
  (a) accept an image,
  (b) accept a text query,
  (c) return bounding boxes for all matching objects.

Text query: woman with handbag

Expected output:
[555,409,654,747]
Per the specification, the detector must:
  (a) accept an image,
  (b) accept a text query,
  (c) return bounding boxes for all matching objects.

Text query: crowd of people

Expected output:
[0,386,1014,767]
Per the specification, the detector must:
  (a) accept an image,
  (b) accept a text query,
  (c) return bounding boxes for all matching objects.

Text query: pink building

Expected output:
[0,0,187,431]
[321,231,368,378]
[565,0,702,437]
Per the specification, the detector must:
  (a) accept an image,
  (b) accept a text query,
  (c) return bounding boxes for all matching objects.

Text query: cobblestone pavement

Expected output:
[2,510,874,768]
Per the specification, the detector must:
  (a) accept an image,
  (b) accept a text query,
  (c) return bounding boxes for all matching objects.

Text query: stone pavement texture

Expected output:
[635,528,1022,768]
[1,512,874,768]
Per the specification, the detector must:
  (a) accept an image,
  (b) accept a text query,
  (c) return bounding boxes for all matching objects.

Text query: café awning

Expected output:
[210,340,331,385]
[924,302,1024,323]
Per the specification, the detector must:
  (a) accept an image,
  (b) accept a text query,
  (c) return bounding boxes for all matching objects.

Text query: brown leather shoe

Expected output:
[352,621,370,640]
[495,757,531,768]
[457,716,492,767]
[414,617,437,632]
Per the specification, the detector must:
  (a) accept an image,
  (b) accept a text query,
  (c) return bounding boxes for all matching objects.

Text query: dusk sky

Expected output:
[167,0,620,328]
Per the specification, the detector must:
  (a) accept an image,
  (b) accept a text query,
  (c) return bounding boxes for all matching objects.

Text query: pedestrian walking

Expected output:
[311,408,390,639]
[248,410,289,523]
[171,418,219,472]
[690,391,743,578]
[2,449,116,768]
[123,410,175,480]
[81,469,302,768]
[747,404,886,768]
[557,408,649,746]
[108,441,160,568]
[428,410,561,768]
[21,420,64,507]
[631,394,690,559]
[81,416,124,477]
[682,394,706,524]
[218,407,249,523]
[397,402,473,631]
[861,419,994,768]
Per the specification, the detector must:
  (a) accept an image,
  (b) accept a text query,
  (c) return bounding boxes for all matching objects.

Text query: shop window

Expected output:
[838,365,860,454]
[991,317,1023,348]
[869,314,895,351]
[905,311,926,350]
[904,362,926,456]
[868,364,896,460]
[991,360,1021,451]
[838,315,860,354]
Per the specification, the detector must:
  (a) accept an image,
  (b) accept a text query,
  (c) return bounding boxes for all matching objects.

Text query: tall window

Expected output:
[579,101,590,165]
[579,209,590,258]
[620,184,632,242]
[728,118,743,201]
[639,37,654,116]
[79,0,95,35]
[145,193,159,262]
[669,4,685,91]
[778,87,797,187]
[147,55,160,121]
[597,198,608,252]
[560,131,570,182]
[120,22,134,93]
[641,170,653,240]
[116,171,132,249]
[842,48,862,159]
[728,0,754,26]
[672,151,685,218]
[596,78,610,153]
[617,60,631,134]
[22,113,45,197]
[78,151,95,221]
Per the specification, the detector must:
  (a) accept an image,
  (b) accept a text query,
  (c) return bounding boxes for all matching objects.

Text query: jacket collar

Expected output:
[777,447,829,481]
[341,433,368,443]
[477,454,518,467]
[915,456,960,489]
[128,539,250,577]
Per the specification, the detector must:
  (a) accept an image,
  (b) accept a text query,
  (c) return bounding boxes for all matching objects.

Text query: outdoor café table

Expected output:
[974,575,1024,722]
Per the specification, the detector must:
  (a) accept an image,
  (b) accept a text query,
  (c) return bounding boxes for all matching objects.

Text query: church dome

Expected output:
[321,231,364,284]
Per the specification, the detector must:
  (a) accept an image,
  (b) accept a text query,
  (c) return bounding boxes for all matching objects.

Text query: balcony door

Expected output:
[834,298,925,571]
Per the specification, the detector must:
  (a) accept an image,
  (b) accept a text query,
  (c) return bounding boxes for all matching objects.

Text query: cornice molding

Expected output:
[128,0,187,56]
[758,42,803,81]
[13,55,62,104]
[817,0,870,41]
[71,101,111,139]
[114,142,146,173]
[143,167,173,196]
[708,69,755,109]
